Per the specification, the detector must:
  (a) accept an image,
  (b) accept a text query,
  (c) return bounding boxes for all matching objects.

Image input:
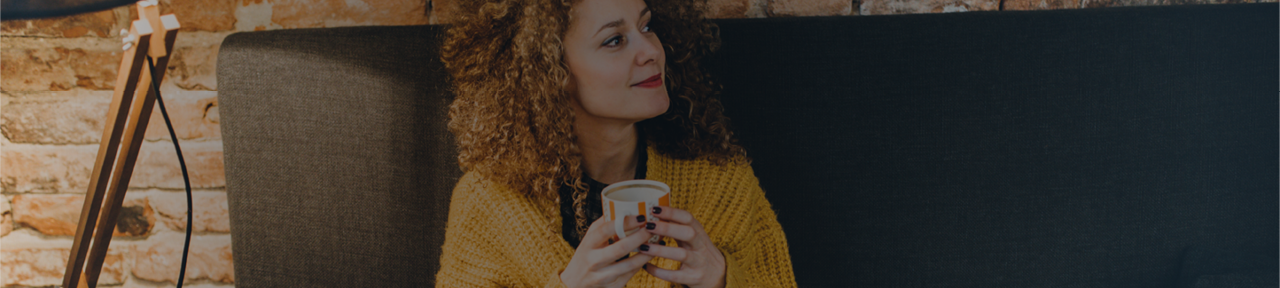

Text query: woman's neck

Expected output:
[575,116,640,185]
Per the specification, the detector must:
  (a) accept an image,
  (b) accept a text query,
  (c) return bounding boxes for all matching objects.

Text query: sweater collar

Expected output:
[551,144,667,253]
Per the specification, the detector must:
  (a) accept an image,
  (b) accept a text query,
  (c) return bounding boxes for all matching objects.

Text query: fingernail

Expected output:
[646,222,656,230]
[640,244,650,251]
[636,215,645,222]
[659,240,667,245]
[652,207,662,214]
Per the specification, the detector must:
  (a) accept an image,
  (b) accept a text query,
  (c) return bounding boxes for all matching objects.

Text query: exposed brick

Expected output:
[1,141,225,193]
[117,195,155,236]
[102,249,128,286]
[11,194,79,235]
[67,48,121,90]
[768,0,855,16]
[0,91,114,144]
[860,0,1000,14]
[429,0,459,24]
[132,232,234,284]
[0,88,221,145]
[0,144,97,193]
[11,194,153,237]
[0,244,74,287]
[1004,0,1081,10]
[235,0,284,31]
[162,0,240,32]
[1,197,11,237]
[0,231,128,287]
[707,0,754,18]
[143,88,222,141]
[270,0,431,28]
[131,141,226,190]
[0,9,118,38]
[1,48,75,91]
[165,44,220,91]
[0,47,120,92]
[151,192,230,233]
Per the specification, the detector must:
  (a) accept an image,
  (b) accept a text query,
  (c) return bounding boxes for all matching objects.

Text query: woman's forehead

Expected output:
[570,0,649,31]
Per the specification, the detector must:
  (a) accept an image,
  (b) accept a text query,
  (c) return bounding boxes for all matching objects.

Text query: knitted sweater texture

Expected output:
[435,146,798,288]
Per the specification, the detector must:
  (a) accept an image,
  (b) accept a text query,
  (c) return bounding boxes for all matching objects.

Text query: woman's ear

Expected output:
[563,71,578,96]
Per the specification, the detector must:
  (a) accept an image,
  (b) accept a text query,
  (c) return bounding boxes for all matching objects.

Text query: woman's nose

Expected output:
[634,34,661,66]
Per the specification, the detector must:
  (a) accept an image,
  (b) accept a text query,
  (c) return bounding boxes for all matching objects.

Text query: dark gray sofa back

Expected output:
[218,3,1277,287]
[218,27,457,287]
[710,4,1277,287]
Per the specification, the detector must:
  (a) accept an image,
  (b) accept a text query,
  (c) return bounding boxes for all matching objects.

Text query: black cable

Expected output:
[145,56,193,288]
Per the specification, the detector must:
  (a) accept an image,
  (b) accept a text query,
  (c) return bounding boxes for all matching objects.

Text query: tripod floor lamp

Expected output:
[5,1,185,287]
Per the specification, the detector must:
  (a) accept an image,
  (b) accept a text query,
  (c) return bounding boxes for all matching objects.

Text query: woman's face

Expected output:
[563,0,669,124]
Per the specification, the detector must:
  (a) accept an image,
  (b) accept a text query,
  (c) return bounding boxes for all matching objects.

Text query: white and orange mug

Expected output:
[601,179,669,250]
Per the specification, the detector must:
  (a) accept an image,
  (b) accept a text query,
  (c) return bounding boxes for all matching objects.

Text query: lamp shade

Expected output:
[1,0,136,20]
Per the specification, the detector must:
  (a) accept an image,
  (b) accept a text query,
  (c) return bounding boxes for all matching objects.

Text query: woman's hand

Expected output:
[560,215,655,288]
[639,206,727,288]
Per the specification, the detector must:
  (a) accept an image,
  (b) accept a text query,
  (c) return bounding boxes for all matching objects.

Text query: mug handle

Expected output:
[613,213,630,242]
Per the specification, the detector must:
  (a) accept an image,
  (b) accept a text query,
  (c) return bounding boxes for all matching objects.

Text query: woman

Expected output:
[435,0,796,287]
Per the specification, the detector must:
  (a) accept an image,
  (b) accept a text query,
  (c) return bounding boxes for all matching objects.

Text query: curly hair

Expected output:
[441,0,747,240]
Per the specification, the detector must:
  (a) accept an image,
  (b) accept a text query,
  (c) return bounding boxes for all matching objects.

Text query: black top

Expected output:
[559,141,647,249]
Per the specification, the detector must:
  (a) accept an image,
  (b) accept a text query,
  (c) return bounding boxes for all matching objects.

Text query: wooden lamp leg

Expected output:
[62,1,180,287]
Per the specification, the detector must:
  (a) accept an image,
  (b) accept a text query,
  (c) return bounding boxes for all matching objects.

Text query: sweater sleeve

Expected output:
[543,268,570,288]
[721,164,799,288]
[434,172,509,288]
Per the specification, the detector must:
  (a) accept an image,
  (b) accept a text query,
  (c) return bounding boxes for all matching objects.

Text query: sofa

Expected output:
[217,3,1277,287]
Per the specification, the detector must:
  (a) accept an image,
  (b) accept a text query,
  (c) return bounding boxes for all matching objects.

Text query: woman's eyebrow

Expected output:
[595,20,624,37]
[594,7,651,38]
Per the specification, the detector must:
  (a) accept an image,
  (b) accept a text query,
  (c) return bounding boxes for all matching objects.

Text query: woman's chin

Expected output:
[646,92,671,118]
[606,89,669,121]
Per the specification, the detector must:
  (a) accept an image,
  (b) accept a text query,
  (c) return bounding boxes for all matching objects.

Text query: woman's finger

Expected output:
[638,243,689,263]
[598,252,654,277]
[651,206,699,228]
[644,220,697,243]
[579,216,612,249]
[583,214,647,248]
[599,228,652,264]
[626,214,647,233]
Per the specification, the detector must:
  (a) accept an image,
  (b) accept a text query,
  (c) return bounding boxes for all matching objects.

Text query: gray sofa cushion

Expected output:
[219,26,457,287]
[711,3,1277,287]
[217,3,1277,287]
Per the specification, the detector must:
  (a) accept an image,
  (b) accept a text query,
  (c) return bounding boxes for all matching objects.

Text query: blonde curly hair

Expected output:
[441,0,747,240]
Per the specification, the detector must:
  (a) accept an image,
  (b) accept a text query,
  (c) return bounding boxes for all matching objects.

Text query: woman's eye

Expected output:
[603,36,623,47]
[641,23,651,33]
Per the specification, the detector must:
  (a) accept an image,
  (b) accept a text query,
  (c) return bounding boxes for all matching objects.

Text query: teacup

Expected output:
[601,179,669,250]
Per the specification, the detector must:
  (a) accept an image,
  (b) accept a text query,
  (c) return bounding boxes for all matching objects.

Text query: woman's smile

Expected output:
[632,73,663,88]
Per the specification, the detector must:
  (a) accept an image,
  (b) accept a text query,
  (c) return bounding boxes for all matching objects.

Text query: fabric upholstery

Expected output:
[217,3,1277,287]
[219,26,457,287]
[709,4,1277,287]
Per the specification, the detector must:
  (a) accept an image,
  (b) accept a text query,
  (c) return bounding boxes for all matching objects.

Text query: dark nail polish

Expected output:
[640,244,650,251]
[659,240,667,245]
[653,207,662,214]
[646,222,656,230]
[636,215,645,222]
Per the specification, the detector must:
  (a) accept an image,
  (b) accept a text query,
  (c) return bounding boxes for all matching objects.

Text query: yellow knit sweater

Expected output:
[435,146,797,288]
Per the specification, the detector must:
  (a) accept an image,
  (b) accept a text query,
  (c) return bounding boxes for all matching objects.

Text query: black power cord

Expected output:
[145,56,193,288]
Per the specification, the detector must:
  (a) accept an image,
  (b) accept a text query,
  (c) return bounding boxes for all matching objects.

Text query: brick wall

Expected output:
[0,0,1267,287]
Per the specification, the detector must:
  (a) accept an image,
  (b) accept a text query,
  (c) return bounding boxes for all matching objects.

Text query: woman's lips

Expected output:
[632,73,662,88]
